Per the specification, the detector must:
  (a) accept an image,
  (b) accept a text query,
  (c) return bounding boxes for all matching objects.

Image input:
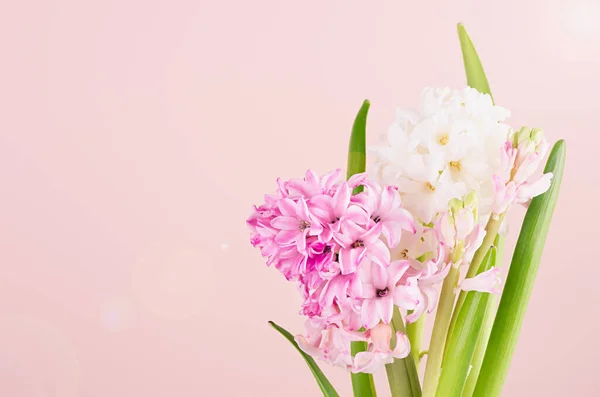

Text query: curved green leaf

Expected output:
[346,100,378,397]
[268,321,340,397]
[436,248,497,397]
[347,100,370,193]
[473,140,566,397]
[462,236,504,397]
[445,22,497,362]
[457,24,493,101]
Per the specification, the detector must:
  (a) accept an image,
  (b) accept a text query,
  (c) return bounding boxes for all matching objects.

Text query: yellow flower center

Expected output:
[449,160,461,171]
[426,182,436,192]
[438,133,449,146]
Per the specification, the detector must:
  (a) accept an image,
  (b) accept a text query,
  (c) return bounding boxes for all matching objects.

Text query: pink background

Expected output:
[0,0,597,396]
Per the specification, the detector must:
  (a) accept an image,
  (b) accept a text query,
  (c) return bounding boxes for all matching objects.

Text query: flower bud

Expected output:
[530,128,544,146]
[463,191,479,222]
[515,126,532,146]
[449,197,463,215]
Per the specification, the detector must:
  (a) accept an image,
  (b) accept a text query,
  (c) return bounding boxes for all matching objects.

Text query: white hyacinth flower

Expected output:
[370,87,511,224]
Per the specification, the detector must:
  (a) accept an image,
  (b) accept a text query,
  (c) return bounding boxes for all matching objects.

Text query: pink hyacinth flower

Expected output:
[491,175,518,216]
[295,321,363,370]
[353,323,410,374]
[309,182,369,241]
[463,224,486,264]
[319,272,363,308]
[286,169,342,198]
[514,173,554,206]
[352,184,416,248]
[405,243,449,324]
[333,222,389,274]
[461,267,502,294]
[271,197,323,253]
[359,260,418,329]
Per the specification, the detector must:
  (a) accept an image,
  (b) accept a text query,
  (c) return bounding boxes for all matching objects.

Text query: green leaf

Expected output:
[406,312,425,366]
[347,100,370,193]
[346,99,378,397]
[472,140,566,397]
[457,23,493,101]
[386,307,422,397]
[268,321,340,397]
[462,236,504,397]
[436,248,497,397]
[445,22,497,360]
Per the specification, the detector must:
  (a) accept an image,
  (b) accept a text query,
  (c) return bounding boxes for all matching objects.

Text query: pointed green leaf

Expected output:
[268,321,340,397]
[462,236,504,397]
[346,100,377,397]
[473,140,566,397]
[457,23,493,101]
[436,248,497,397]
[347,100,370,193]
[445,22,497,358]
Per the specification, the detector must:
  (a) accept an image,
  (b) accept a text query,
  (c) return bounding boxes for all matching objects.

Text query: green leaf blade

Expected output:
[462,236,504,397]
[436,248,497,397]
[347,99,370,194]
[473,140,567,397]
[269,321,340,397]
[457,23,493,101]
[346,100,378,397]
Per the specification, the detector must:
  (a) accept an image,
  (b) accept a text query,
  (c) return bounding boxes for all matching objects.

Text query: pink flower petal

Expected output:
[460,267,502,294]
[278,198,297,217]
[332,183,351,217]
[361,299,380,329]
[275,229,298,245]
[392,332,411,358]
[379,296,394,324]
[271,216,299,230]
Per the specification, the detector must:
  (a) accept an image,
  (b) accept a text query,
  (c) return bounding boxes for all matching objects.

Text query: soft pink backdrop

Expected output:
[0,0,597,396]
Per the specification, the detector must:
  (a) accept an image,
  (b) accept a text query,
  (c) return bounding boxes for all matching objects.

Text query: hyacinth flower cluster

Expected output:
[248,170,420,373]
[246,24,566,397]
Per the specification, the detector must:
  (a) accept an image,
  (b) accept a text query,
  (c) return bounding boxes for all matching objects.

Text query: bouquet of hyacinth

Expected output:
[246,25,566,397]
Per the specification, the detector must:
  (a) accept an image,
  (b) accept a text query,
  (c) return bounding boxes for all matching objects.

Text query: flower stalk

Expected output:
[421,265,460,397]
[406,313,425,366]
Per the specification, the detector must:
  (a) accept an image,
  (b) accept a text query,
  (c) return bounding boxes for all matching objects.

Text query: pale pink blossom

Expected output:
[491,132,553,215]
[460,267,502,294]
[405,243,449,324]
[359,260,419,329]
[296,321,363,370]
[491,176,518,215]
[353,323,411,374]
[463,224,486,264]
[514,173,554,206]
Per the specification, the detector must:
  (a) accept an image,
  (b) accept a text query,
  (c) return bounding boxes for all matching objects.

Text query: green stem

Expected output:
[462,236,503,397]
[406,312,425,366]
[386,308,422,397]
[422,265,460,397]
[445,213,505,351]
